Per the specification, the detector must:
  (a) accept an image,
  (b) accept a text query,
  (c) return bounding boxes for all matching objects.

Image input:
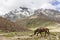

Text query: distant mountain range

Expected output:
[4,7,34,22]
[4,7,60,22]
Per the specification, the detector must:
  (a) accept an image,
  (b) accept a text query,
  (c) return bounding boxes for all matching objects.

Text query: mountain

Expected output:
[3,8,60,28]
[33,9,60,22]
[4,7,60,22]
[16,15,57,28]
[15,9,60,28]
[4,7,34,22]
[0,16,28,32]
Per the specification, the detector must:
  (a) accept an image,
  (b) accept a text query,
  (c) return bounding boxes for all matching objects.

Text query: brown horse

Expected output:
[32,27,50,37]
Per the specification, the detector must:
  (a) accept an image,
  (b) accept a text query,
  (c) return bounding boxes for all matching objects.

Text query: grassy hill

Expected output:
[16,17,58,28]
[15,12,60,28]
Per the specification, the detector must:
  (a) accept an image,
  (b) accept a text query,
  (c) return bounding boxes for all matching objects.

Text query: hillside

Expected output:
[16,17,58,28]
[15,9,60,28]
[3,9,60,31]
[0,16,28,32]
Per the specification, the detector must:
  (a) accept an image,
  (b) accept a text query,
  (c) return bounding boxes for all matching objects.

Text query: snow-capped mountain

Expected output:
[34,9,60,22]
[4,6,60,22]
[4,7,34,22]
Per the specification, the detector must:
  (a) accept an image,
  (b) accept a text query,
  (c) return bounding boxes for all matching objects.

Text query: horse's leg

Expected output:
[45,31,47,37]
[37,32,39,36]
[47,29,50,36]
[40,32,42,37]
[47,31,50,36]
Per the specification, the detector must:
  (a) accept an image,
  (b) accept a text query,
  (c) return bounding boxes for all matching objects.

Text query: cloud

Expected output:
[50,0,60,5]
[50,0,60,11]
[40,3,56,9]
[0,7,8,15]
[0,0,55,15]
[55,4,60,11]
[57,0,60,2]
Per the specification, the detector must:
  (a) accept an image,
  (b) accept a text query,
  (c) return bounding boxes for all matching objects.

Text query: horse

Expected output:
[31,27,50,37]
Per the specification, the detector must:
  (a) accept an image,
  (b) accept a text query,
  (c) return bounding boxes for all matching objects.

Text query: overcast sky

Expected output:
[0,0,60,16]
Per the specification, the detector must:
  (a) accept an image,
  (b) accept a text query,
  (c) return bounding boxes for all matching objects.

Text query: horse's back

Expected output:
[39,27,49,32]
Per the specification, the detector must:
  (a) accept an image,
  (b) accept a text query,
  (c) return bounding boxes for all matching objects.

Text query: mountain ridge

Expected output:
[4,8,60,22]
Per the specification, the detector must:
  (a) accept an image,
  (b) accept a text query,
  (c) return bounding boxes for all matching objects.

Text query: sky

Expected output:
[0,0,60,16]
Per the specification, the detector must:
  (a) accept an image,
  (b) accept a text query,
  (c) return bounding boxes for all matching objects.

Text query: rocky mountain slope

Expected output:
[34,9,60,22]
[4,8,60,22]
[15,9,60,28]
[0,16,28,32]
[4,7,34,22]
[3,8,60,28]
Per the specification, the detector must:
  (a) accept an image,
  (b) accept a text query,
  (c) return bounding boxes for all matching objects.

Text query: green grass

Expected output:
[0,30,60,40]
[0,31,33,37]
[3,33,15,37]
[27,18,56,28]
